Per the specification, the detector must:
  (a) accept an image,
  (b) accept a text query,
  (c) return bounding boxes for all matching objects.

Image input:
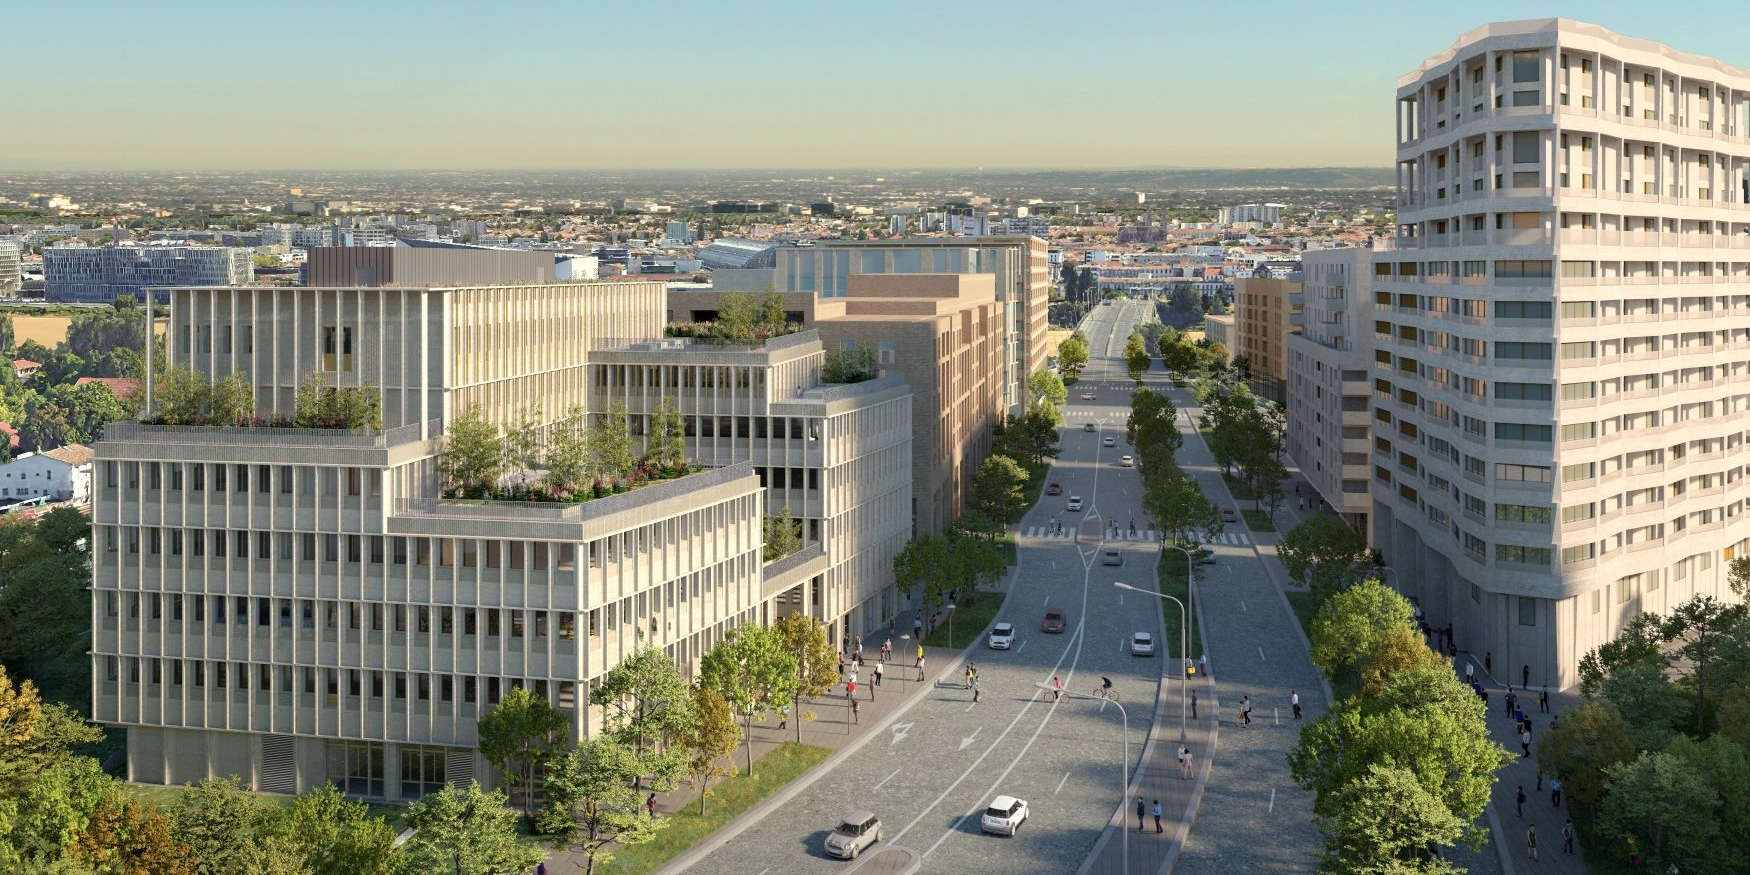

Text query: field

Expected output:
[13,313,73,346]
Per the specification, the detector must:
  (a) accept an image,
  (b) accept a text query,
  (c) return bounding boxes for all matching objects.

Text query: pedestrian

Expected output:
[1153,800,1164,834]
[913,616,923,640]
[1199,653,1209,678]
[1465,661,1475,683]
[1291,690,1302,720]
[847,679,856,700]
[1523,664,1531,688]
[1550,777,1563,808]
[919,655,926,682]
[965,664,975,690]
[851,697,860,724]
[1182,747,1193,778]
[916,643,924,665]
[854,634,862,660]
[1136,796,1146,832]
[1239,695,1251,727]
[837,653,846,679]
[1526,824,1538,861]
[1536,769,1543,791]
[1053,675,1063,701]
[882,637,892,663]
[1539,685,1549,714]
[778,704,788,731]
[873,661,883,687]
[1191,689,1198,720]
[1515,785,1525,817]
[1485,651,1492,677]
[538,862,547,875]
[1505,687,1517,717]
[1481,688,1489,710]
[646,792,657,818]
[1520,727,1531,757]
[1561,819,1575,855]
[972,677,980,703]
[1176,745,1187,779]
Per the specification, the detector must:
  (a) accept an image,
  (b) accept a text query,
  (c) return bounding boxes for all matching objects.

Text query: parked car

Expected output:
[980,795,1030,836]
[1046,482,1062,496]
[1220,507,1238,523]
[1041,607,1068,633]
[1066,496,1084,512]
[1120,455,1133,467]
[825,811,883,859]
[1131,632,1156,656]
[1083,422,1097,432]
[1103,550,1122,566]
[988,622,1015,649]
[1102,436,1116,447]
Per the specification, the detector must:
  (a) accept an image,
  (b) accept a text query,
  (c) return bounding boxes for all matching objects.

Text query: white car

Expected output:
[980,795,1029,836]
[824,810,883,859]
[988,622,1015,649]
[1120,455,1133,467]
[1131,632,1156,656]
[1066,496,1083,512]
[1102,436,1116,447]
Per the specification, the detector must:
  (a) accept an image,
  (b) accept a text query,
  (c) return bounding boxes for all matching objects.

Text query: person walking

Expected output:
[1520,727,1532,757]
[1198,653,1209,679]
[1522,664,1531,688]
[1291,690,1302,720]
[1191,690,1198,720]
[1152,800,1163,834]
[847,679,856,701]
[1535,769,1543,792]
[1136,796,1146,832]
[1182,747,1193,779]
[1465,660,1475,683]
[1526,824,1538,861]
[1561,819,1575,855]
[972,676,980,703]
[646,792,657,818]
[881,637,891,664]
[1505,687,1517,717]
[1550,776,1563,808]
[1515,786,1526,818]
[1238,695,1252,727]
[965,663,976,690]
[918,655,926,682]
[873,661,883,688]
[851,697,860,724]
[1539,685,1549,714]
[1176,745,1187,779]
[1052,675,1063,702]
[778,704,788,731]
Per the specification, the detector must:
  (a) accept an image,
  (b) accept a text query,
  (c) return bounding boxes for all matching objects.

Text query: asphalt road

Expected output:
[679,299,1167,875]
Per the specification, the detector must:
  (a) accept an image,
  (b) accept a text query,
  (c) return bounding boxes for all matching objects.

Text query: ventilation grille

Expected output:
[260,735,296,795]
[446,750,475,786]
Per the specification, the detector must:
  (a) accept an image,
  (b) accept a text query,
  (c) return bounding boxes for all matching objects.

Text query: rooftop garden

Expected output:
[664,290,802,342]
[141,367,382,430]
[440,399,696,504]
[820,342,877,384]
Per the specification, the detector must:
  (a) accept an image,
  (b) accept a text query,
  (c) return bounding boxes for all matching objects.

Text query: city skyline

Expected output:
[9,1,1750,171]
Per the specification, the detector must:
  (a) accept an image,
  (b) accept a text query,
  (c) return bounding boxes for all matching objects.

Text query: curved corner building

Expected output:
[1381,18,1750,688]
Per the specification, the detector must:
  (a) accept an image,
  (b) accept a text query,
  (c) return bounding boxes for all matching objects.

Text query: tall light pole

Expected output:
[945,602,956,649]
[1115,582,1188,744]
[1037,681,1129,875]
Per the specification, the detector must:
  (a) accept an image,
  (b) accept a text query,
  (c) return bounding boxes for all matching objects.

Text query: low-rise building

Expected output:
[1,443,94,504]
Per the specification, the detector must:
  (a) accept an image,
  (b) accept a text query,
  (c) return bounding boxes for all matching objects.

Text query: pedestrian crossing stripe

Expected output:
[1018,527,1251,546]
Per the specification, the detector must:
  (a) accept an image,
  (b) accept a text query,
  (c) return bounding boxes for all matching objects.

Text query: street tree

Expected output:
[172,777,273,875]
[1596,657,1687,752]
[1278,514,1372,605]
[1124,331,1150,382]
[403,783,544,875]
[540,738,664,875]
[1597,751,1719,872]
[590,647,697,792]
[972,454,1030,524]
[1535,700,1635,825]
[476,685,569,824]
[1143,465,1220,547]
[1027,367,1067,408]
[698,624,799,775]
[1057,334,1089,381]
[1318,763,1465,875]
[1307,579,1417,692]
[774,613,838,743]
[1577,612,1666,697]
[680,686,740,815]
[1661,595,1748,735]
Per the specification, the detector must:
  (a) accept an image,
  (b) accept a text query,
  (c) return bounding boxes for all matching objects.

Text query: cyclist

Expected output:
[1101,676,1113,694]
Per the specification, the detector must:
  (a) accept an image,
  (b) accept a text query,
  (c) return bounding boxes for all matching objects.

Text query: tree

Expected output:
[999,403,1060,467]
[972,454,1029,524]
[1163,285,1204,328]
[762,508,802,562]
[402,783,543,875]
[588,401,634,481]
[438,404,503,498]
[1279,515,1372,605]
[277,784,401,875]
[0,313,13,355]
[1124,331,1150,382]
[36,507,91,555]
[1661,595,1747,735]
[774,614,838,744]
[540,738,664,875]
[1056,334,1088,381]
[172,776,273,875]
[648,397,687,470]
[1143,465,1220,547]
[476,685,569,824]
[821,343,877,383]
[73,794,196,875]
[544,405,590,490]
[0,754,113,872]
[713,291,757,340]
[1717,677,1750,754]
[697,624,799,776]
[953,533,1008,597]
[1578,612,1666,698]
[755,290,789,336]
[1307,580,1417,692]
[207,370,255,425]
[1597,751,1719,871]
[1317,763,1465,875]
[503,404,544,486]
[1356,624,1449,696]
[1027,368,1066,408]
[893,533,958,613]
[589,647,696,792]
[1596,658,1687,752]
[948,508,1003,542]
[1127,387,1181,456]
[1535,700,1635,825]
[0,549,87,683]
[679,687,740,815]
[1288,664,1510,841]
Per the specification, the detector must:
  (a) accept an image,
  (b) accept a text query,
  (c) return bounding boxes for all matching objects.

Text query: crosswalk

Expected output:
[1019,527,1252,546]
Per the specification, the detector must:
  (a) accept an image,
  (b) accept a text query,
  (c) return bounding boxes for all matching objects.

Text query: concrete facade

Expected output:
[1382,18,1750,688]
[1285,248,1374,532]
[1233,274,1304,403]
[1202,312,1236,352]
[303,247,556,288]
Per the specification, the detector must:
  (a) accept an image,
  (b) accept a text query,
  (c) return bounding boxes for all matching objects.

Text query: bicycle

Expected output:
[1090,686,1120,703]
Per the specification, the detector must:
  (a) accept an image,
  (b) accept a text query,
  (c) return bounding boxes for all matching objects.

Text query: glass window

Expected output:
[1512,51,1540,83]
[400,746,447,800]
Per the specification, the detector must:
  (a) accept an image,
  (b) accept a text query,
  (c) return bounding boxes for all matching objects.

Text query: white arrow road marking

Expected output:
[890,721,915,745]
[959,727,983,751]
[874,768,901,791]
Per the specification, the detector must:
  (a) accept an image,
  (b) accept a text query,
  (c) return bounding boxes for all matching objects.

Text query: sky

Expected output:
[7,0,1750,171]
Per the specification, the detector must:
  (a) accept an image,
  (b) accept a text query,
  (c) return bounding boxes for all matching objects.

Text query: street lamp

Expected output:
[1036,681,1129,875]
[1114,581,1188,744]
[945,602,956,649]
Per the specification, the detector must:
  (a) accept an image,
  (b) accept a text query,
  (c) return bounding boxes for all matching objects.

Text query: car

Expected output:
[1041,606,1068,633]
[1083,422,1097,432]
[1120,455,1133,467]
[1220,507,1238,523]
[1131,632,1156,656]
[1066,496,1083,512]
[988,622,1015,649]
[1080,392,1097,401]
[824,811,883,859]
[1046,482,1062,496]
[980,795,1030,836]
[1102,550,1122,566]
[1102,436,1116,447]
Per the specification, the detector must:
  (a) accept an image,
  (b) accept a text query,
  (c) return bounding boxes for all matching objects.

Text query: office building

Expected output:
[304,246,556,287]
[45,246,254,304]
[1202,312,1235,352]
[1284,248,1374,533]
[992,217,1050,239]
[0,240,21,296]
[1380,18,1750,687]
[1220,203,1285,225]
[1233,273,1304,404]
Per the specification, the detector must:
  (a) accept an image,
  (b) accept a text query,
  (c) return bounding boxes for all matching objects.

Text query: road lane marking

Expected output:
[1055,771,1071,795]
[890,721,915,745]
[1239,600,1247,612]
[1016,640,1026,653]
[959,727,983,751]
[873,769,901,791]
[966,701,977,712]
[1258,646,1267,661]
[1269,788,1276,812]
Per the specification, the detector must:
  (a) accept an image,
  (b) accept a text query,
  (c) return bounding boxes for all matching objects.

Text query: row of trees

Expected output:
[663,290,795,342]
[1289,580,1513,872]
[149,367,384,431]
[440,400,688,501]
[1129,387,1221,549]
[1196,378,1287,520]
[1536,593,1750,871]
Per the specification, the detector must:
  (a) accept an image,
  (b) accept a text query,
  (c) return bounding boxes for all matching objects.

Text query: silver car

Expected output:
[1131,632,1156,656]
[825,810,883,859]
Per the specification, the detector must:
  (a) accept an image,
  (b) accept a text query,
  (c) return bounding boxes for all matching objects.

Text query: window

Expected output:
[1512,131,1540,163]
[1496,544,1552,565]
[1512,52,1540,83]
[1560,341,1596,360]
[1561,422,1597,442]
[1496,503,1552,523]
[1561,261,1596,278]
[1495,423,1552,442]
[1496,260,1553,278]
[1561,382,1596,400]
[1563,544,1596,565]
[1562,503,1596,523]
[1495,301,1552,319]
[1495,382,1552,401]
[400,746,447,799]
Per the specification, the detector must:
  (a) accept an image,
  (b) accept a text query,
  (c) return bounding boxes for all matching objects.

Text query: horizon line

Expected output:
[0,164,1397,175]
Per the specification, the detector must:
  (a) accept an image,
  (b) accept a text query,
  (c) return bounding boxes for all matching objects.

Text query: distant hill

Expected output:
[1148,167,1395,190]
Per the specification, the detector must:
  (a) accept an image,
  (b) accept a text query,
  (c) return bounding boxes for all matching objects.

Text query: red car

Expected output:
[1041,607,1068,633]
[1046,482,1062,496]
[1220,508,1238,523]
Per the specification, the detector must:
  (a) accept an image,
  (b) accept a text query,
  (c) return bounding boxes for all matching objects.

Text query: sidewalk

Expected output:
[540,603,966,875]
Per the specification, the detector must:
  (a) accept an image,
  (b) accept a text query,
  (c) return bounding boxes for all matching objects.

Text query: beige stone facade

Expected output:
[1285,248,1375,532]
[1233,275,1303,403]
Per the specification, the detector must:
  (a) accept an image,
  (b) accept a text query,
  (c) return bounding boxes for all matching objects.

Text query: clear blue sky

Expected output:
[7,0,1750,170]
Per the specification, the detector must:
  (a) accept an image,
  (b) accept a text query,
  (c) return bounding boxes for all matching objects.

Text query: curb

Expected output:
[1486,800,1518,875]
[1159,578,1219,875]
